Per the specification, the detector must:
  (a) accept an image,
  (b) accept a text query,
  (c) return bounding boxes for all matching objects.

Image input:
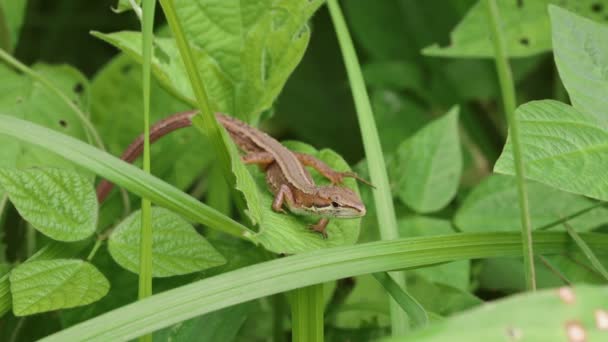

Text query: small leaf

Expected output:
[108,207,226,277]
[0,168,97,241]
[550,5,608,122]
[455,174,608,232]
[423,0,608,58]
[9,259,109,316]
[494,100,608,201]
[393,107,462,213]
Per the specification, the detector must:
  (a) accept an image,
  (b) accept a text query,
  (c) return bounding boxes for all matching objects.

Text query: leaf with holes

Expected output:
[455,174,608,233]
[9,259,109,316]
[108,207,226,277]
[0,168,97,241]
[551,5,608,121]
[94,0,324,123]
[391,107,462,213]
[495,100,608,201]
[389,285,608,341]
[423,0,608,58]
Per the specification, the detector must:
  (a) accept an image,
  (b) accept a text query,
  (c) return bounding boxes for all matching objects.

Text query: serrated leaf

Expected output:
[550,5,608,121]
[251,141,362,254]
[455,174,608,232]
[95,0,324,123]
[392,107,462,213]
[0,168,97,241]
[108,207,226,277]
[391,285,608,342]
[494,100,608,201]
[9,259,109,316]
[423,0,608,58]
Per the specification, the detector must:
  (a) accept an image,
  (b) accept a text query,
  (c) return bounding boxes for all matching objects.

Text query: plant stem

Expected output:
[139,3,155,342]
[326,0,408,334]
[290,284,324,342]
[485,0,536,290]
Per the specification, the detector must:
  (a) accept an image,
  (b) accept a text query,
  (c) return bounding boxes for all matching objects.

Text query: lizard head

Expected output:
[313,186,367,218]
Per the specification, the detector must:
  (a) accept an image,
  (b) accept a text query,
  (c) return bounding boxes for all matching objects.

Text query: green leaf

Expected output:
[0,0,27,51]
[9,259,109,316]
[114,0,141,13]
[0,168,97,242]
[392,107,462,213]
[250,141,362,254]
[387,285,608,342]
[455,174,608,232]
[39,232,608,341]
[153,302,256,342]
[372,272,429,329]
[550,5,608,121]
[494,100,608,201]
[0,64,90,172]
[407,276,482,317]
[108,207,226,277]
[398,216,469,290]
[95,0,323,123]
[423,0,608,58]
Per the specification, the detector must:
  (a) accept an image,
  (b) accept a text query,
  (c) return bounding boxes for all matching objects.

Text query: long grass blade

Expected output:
[563,222,608,281]
[40,232,608,341]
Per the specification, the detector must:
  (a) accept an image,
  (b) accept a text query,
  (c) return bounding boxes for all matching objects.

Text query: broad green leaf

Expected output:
[494,100,608,202]
[153,302,256,342]
[399,217,469,290]
[392,107,462,213]
[363,61,425,93]
[407,276,482,317]
[334,274,390,329]
[371,90,429,153]
[388,285,608,342]
[40,232,608,341]
[95,0,324,123]
[0,168,97,242]
[0,64,89,173]
[455,174,608,232]
[90,54,209,191]
[10,259,109,316]
[0,0,27,51]
[251,141,362,254]
[108,207,226,277]
[550,5,608,121]
[423,0,608,58]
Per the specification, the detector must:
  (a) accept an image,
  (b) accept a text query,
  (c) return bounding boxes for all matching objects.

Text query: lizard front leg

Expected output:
[272,184,295,214]
[294,152,374,188]
[310,218,329,239]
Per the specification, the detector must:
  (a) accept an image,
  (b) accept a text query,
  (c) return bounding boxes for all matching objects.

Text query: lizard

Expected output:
[96,111,370,238]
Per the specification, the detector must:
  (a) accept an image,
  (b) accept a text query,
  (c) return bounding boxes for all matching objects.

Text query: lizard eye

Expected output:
[331,201,339,207]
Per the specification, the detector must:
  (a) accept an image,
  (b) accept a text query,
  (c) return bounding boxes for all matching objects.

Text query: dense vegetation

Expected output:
[1,0,608,341]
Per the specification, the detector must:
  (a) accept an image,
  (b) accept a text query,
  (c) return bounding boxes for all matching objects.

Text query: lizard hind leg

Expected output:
[310,218,329,239]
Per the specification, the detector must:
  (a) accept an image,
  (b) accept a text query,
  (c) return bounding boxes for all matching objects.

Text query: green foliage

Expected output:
[0,168,97,241]
[455,174,608,232]
[424,0,608,58]
[387,285,608,341]
[391,108,462,213]
[0,0,27,51]
[108,207,226,277]
[10,259,109,316]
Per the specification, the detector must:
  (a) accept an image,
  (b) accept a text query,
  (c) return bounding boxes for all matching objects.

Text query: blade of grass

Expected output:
[138,3,155,342]
[537,201,605,231]
[537,255,572,286]
[326,0,408,334]
[372,273,428,329]
[0,115,253,238]
[563,222,608,281]
[485,0,536,290]
[40,232,608,342]
[289,284,324,342]
[157,0,232,176]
